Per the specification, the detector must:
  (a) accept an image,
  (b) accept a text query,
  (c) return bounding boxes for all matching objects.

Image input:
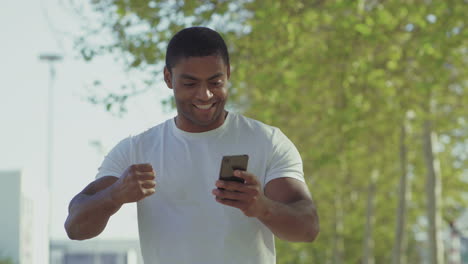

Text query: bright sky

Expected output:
[0,0,175,239]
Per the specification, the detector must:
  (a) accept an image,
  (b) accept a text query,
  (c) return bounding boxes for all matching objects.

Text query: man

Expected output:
[65,27,319,264]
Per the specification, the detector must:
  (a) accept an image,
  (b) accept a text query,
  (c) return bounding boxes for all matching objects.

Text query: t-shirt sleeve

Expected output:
[95,137,133,179]
[265,128,305,185]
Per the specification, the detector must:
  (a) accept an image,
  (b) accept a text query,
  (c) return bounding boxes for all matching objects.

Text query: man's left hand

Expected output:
[212,170,270,218]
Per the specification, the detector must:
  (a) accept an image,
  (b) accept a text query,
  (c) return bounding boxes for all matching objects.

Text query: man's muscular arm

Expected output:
[65,164,156,240]
[213,170,319,242]
[65,176,120,240]
[257,176,319,242]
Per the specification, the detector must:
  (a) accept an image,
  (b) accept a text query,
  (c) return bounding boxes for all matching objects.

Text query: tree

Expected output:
[70,0,468,263]
[0,257,13,264]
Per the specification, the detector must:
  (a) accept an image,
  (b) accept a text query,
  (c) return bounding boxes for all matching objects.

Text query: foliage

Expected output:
[72,0,468,262]
[0,257,13,264]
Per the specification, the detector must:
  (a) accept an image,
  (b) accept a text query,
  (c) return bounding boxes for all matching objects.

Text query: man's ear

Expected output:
[163,67,173,89]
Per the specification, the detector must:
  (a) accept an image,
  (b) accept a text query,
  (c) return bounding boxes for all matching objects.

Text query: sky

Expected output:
[0,0,175,240]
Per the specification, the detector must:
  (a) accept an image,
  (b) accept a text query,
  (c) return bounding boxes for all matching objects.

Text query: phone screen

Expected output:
[219,155,249,183]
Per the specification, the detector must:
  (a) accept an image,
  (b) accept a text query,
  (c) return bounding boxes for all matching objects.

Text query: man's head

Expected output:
[165,27,230,74]
[164,27,231,133]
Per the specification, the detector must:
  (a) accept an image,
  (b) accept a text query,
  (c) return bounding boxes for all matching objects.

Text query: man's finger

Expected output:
[135,163,154,172]
[216,181,259,196]
[143,188,156,196]
[234,170,258,185]
[215,180,244,191]
[213,188,248,201]
[215,196,245,208]
[137,171,156,180]
[140,180,156,189]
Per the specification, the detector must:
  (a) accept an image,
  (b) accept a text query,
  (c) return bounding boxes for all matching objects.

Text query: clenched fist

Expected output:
[110,163,156,205]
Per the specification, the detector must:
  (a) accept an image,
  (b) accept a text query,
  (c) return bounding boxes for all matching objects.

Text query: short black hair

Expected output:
[165,27,230,72]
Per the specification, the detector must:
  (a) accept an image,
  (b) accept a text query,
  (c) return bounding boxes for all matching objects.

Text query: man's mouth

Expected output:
[194,103,215,110]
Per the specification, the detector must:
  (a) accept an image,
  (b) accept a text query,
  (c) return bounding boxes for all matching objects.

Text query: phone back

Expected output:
[219,155,249,183]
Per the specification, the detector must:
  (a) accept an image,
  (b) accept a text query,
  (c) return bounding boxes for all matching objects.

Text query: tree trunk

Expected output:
[332,195,345,264]
[447,221,462,264]
[392,123,409,264]
[423,120,445,264]
[331,152,348,264]
[362,169,378,264]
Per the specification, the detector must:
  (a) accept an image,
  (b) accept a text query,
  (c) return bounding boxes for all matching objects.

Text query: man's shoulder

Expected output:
[232,113,279,137]
[131,118,172,143]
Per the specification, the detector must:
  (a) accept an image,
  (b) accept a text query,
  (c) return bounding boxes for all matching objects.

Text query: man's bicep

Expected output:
[264,177,312,204]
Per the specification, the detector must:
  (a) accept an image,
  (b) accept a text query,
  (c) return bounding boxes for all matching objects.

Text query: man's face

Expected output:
[164,55,230,132]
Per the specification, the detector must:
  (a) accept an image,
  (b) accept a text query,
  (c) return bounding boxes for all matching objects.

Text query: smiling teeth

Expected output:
[195,104,213,110]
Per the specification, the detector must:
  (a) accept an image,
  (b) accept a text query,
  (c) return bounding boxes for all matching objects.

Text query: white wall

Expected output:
[0,170,21,263]
[50,239,144,264]
[0,170,49,264]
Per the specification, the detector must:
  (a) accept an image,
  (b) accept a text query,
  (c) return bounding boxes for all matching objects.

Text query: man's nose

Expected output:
[196,84,213,100]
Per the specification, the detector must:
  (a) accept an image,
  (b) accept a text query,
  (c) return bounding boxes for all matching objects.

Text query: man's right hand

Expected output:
[110,163,156,205]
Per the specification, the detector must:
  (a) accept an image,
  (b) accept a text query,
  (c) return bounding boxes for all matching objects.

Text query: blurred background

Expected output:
[0,0,466,264]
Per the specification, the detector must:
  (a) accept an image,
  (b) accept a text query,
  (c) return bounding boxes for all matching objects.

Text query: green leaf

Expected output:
[355,23,372,35]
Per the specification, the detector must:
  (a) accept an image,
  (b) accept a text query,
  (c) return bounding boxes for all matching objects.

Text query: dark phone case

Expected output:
[219,155,249,183]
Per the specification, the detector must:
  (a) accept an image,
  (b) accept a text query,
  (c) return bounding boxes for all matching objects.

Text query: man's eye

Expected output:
[183,83,196,87]
[211,81,223,87]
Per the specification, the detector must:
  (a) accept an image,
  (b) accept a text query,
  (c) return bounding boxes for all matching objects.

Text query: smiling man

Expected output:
[165,55,229,132]
[65,27,319,264]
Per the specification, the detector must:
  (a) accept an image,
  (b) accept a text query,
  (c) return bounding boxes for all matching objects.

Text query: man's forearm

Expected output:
[65,186,122,240]
[258,199,319,242]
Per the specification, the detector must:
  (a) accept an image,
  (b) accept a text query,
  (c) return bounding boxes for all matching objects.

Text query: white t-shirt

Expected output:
[96,112,305,264]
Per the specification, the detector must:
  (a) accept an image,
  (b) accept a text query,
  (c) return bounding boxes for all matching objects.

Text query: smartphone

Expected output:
[219,154,249,183]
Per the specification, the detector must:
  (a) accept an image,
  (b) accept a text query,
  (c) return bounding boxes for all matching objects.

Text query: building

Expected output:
[0,170,48,263]
[50,239,143,264]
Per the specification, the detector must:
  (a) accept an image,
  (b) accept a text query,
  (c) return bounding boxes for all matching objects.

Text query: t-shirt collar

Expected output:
[170,111,232,140]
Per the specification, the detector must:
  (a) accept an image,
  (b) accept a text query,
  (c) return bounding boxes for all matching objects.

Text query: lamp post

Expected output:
[39,53,62,190]
[39,53,62,263]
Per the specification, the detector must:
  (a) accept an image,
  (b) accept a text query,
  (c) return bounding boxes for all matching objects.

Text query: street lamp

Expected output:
[39,53,62,191]
[39,52,62,264]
